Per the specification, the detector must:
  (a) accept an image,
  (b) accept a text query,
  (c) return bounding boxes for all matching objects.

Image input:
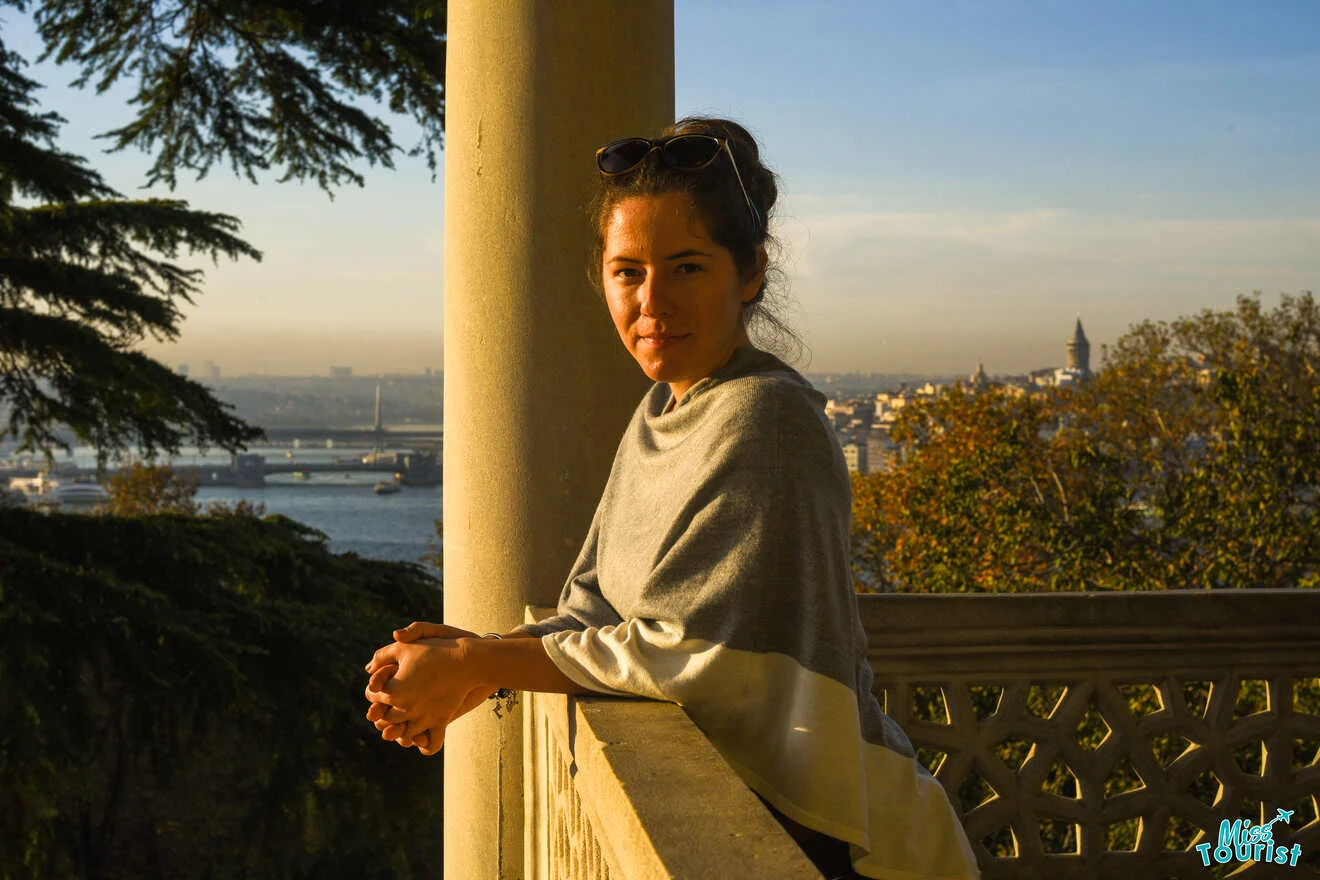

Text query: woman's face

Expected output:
[602,191,765,402]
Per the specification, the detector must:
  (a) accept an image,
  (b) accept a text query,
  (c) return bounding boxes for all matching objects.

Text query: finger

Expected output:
[365,664,399,702]
[367,703,407,725]
[408,726,439,754]
[365,664,397,699]
[365,642,403,674]
[382,722,407,742]
[394,621,472,642]
[419,731,445,756]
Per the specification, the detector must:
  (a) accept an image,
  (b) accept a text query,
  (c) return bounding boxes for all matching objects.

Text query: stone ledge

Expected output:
[858,589,1320,677]
[533,693,824,879]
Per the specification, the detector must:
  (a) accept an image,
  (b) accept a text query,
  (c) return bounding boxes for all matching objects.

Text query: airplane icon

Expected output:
[1262,808,1294,830]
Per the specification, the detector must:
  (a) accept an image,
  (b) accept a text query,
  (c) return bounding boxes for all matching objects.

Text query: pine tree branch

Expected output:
[0,40,265,463]
[30,0,445,192]
[0,254,181,339]
[0,306,264,462]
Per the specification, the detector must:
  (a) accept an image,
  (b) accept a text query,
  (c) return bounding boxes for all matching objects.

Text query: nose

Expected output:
[638,272,672,317]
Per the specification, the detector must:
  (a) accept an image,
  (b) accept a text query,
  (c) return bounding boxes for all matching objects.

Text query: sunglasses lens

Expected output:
[597,138,652,174]
[663,135,721,169]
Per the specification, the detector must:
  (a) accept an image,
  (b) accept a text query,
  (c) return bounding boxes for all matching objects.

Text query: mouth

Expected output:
[638,333,689,350]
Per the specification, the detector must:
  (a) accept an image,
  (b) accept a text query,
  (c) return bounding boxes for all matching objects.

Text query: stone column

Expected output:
[443,3,674,878]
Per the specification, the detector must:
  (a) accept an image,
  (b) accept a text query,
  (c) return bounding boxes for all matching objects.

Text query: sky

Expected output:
[5,1,1319,376]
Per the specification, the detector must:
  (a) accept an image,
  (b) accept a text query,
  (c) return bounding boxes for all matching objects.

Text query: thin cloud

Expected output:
[777,202,1319,372]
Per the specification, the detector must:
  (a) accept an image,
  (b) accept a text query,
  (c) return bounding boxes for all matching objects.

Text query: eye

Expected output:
[612,266,642,280]
[675,262,704,274]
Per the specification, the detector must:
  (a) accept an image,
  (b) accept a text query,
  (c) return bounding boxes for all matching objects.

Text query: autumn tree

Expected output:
[103,460,199,515]
[853,293,1320,592]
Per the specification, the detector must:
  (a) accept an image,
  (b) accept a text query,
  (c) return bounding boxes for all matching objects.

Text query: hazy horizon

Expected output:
[141,315,1115,379]
[6,1,1317,376]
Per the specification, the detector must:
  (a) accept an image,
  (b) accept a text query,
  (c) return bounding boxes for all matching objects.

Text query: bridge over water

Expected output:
[2,452,441,489]
[259,425,443,449]
[181,450,441,488]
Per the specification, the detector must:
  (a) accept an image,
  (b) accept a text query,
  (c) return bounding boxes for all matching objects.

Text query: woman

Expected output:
[364,117,979,880]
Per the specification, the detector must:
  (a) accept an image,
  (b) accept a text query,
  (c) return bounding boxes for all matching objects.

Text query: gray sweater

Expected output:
[521,347,979,880]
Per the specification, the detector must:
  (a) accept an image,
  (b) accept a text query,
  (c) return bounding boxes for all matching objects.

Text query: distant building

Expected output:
[176,363,189,377]
[1052,317,1093,386]
[330,365,353,378]
[1028,367,1056,388]
[203,361,221,380]
[1065,317,1091,375]
[841,441,868,474]
[866,427,901,474]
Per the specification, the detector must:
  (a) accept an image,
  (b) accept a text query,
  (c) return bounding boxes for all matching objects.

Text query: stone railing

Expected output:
[860,590,1320,879]
[523,690,823,879]
[524,603,822,880]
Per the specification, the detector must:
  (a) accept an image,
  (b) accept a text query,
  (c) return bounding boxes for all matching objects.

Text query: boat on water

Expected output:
[373,479,402,495]
[49,482,111,509]
[18,476,111,512]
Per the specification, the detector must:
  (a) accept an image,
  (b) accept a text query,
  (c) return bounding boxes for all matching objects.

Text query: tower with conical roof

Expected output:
[1066,316,1091,375]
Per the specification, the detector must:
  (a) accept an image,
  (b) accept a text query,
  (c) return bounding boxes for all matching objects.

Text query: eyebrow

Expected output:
[607,249,714,264]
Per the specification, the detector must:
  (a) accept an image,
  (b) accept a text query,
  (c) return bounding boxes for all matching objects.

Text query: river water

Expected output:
[10,445,443,574]
[196,482,443,571]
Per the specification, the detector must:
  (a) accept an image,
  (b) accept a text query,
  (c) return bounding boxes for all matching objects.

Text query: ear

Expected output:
[741,246,768,304]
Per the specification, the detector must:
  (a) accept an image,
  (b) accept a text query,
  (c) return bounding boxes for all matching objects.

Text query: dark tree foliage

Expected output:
[0,40,264,464]
[0,505,445,879]
[25,0,447,190]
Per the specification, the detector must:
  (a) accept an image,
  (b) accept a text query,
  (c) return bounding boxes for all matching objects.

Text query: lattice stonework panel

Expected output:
[876,675,1320,879]
[542,711,613,880]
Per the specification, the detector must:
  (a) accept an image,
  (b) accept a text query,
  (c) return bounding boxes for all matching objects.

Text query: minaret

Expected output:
[372,381,383,455]
[1066,316,1091,374]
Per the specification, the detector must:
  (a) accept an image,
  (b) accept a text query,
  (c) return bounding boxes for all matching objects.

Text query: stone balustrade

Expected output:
[524,691,823,879]
[861,590,1320,879]
[523,592,1319,879]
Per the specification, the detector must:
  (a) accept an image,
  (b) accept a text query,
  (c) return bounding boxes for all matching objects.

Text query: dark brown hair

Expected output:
[588,116,800,360]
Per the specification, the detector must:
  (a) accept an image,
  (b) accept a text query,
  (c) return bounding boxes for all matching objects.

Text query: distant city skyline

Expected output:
[5,2,1318,375]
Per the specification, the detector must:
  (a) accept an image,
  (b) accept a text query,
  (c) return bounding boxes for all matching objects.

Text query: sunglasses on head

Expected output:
[595,133,762,234]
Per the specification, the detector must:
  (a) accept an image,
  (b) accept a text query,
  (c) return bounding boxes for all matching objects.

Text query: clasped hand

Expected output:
[364,622,489,755]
